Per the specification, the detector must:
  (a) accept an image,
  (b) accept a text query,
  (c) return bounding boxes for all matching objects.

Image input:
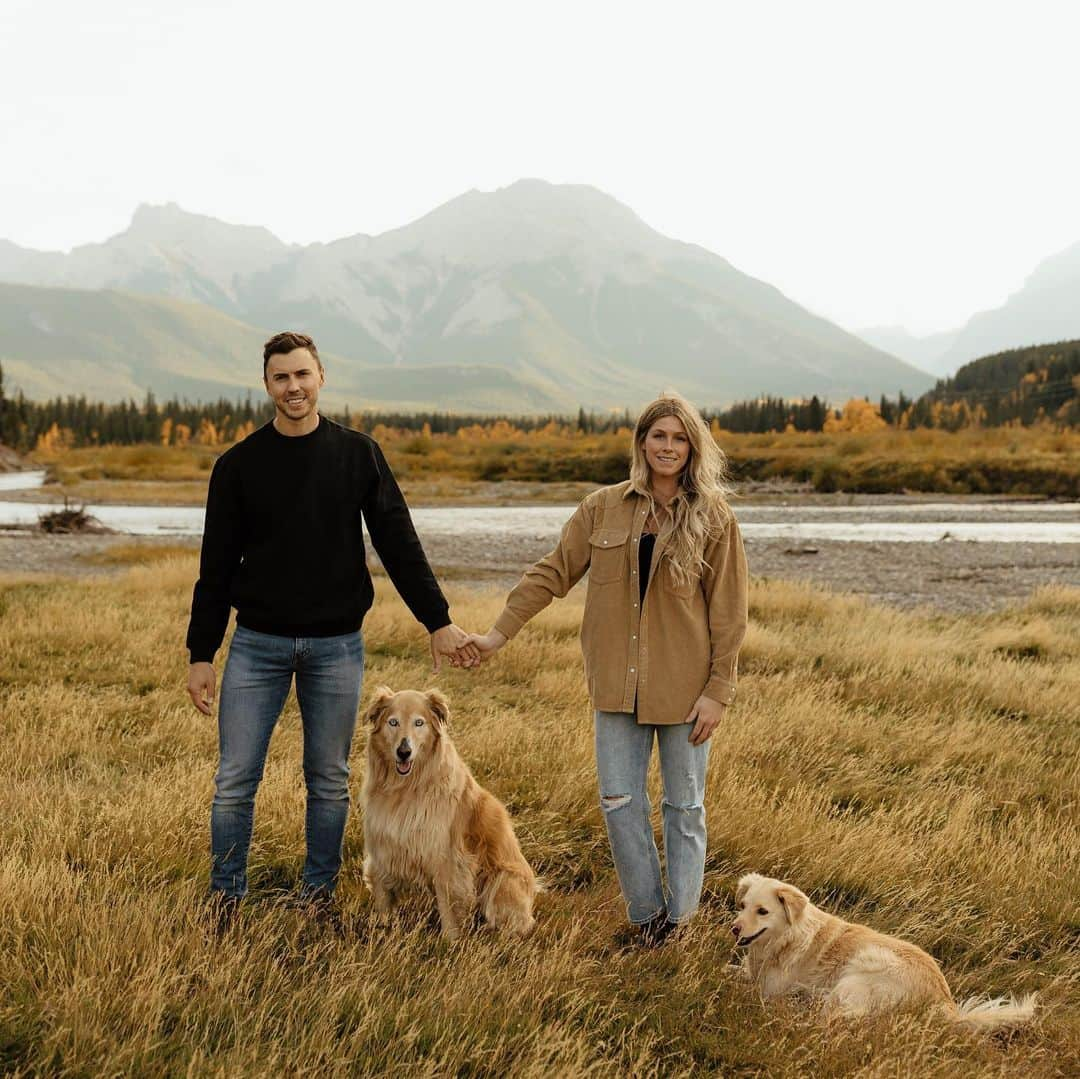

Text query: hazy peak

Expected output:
[123,201,289,251]
[368,179,673,268]
[437,179,651,230]
[1023,237,1080,292]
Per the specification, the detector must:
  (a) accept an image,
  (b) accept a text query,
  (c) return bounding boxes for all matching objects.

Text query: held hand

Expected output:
[188,662,216,716]
[685,694,726,746]
[466,629,508,663]
[430,623,482,673]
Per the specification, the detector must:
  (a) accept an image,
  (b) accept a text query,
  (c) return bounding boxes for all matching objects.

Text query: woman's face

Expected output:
[643,415,690,481]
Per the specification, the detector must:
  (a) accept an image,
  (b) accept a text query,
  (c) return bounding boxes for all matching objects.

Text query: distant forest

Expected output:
[1,339,1076,453]
[922,339,1080,426]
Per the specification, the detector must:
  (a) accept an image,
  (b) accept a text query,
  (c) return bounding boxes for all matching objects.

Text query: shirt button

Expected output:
[630,667,635,673]
[632,634,637,640]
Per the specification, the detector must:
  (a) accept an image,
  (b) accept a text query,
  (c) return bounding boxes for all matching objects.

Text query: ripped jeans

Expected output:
[595,710,710,925]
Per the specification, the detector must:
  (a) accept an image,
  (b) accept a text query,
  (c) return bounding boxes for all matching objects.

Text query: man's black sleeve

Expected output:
[362,440,450,633]
[186,453,244,663]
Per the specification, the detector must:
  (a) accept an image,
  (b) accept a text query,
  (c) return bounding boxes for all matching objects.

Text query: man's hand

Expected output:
[465,629,508,662]
[430,623,482,673]
[685,694,726,746]
[188,661,217,716]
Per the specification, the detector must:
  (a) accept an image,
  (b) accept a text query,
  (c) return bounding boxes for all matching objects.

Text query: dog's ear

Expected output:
[364,686,395,727]
[774,883,808,924]
[425,689,451,730]
[735,874,758,906]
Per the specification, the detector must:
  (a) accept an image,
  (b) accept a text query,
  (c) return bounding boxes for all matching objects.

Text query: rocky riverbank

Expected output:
[2,525,1075,614]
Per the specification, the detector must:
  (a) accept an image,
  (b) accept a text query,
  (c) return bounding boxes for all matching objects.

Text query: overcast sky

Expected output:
[3,0,1077,335]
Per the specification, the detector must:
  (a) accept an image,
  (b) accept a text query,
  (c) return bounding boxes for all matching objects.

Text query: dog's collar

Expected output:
[736,927,766,947]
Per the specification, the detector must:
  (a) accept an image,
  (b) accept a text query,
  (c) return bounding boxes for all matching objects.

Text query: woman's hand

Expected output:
[466,628,508,663]
[685,694,726,745]
[430,623,482,672]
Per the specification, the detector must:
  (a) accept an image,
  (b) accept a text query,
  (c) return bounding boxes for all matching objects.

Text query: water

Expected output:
[1,495,1079,543]
[0,470,46,492]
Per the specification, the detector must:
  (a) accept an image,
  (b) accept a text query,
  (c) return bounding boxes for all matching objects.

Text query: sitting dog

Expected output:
[361,687,538,941]
[732,873,1035,1027]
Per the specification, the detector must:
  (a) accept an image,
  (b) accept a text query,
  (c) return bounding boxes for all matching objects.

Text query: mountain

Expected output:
[0,283,575,412]
[854,325,959,377]
[857,239,1080,378]
[932,240,1080,373]
[0,204,292,311]
[0,283,289,402]
[0,182,934,408]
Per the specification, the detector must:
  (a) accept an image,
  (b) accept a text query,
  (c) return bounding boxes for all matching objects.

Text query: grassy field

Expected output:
[0,561,1077,1076]
[15,474,600,509]
[22,423,1080,504]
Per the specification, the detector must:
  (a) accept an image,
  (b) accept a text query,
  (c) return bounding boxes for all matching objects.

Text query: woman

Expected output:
[468,392,748,944]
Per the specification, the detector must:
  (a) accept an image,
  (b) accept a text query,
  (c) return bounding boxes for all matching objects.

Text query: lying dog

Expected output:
[361,687,538,941]
[732,873,1036,1027]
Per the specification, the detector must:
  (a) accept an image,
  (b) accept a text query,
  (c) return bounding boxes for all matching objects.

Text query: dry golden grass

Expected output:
[30,480,213,507]
[0,561,1077,1076]
[27,423,1080,501]
[725,425,1080,495]
[77,543,200,567]
[9,477,600,510]
[42,444,218,483]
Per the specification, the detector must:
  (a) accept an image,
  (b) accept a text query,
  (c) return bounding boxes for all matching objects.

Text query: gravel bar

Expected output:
[1,526,1075,615]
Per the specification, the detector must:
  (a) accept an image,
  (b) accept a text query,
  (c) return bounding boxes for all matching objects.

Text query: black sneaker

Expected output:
[206,892,242,935]
[638,913,678,948]
[294,890,344,931]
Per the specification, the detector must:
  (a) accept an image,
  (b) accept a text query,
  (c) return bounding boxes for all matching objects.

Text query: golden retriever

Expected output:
[732,873,1036,1028]
[361,687,538,941]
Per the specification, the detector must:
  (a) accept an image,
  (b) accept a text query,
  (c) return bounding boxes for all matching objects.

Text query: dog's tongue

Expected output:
[396,760,413,776]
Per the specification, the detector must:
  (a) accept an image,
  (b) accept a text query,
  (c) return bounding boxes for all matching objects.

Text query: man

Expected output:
[186,331,476,913]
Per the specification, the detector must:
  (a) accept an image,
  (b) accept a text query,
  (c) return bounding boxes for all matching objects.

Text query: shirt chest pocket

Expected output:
[663,557,699,599]
[588,528,630,584]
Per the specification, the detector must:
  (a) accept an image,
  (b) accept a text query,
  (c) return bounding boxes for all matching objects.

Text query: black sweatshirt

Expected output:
[185,418,450,664]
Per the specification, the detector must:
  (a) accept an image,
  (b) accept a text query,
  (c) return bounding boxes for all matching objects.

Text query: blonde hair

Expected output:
[628,391,733,588]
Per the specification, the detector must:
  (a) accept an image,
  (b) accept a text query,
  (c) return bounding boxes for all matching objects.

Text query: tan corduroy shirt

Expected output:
[494,480,749,725]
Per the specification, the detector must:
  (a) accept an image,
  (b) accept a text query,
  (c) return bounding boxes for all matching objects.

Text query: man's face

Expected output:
[264,348,324,424]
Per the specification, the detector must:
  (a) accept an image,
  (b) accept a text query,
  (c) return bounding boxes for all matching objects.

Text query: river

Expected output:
[1,471,1079,543]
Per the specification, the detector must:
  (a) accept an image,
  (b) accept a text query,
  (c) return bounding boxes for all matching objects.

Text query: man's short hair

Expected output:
[263,331,321,375]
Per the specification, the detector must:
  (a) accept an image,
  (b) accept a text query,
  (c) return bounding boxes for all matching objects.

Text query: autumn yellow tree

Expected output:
[823,399,888,434]
[195,418,220,446]
[34,422,75,455]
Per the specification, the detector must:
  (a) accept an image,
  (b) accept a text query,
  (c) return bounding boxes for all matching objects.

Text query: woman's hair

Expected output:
[628,391,733,588]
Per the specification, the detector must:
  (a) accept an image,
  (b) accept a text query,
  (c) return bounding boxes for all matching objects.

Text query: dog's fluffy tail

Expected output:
[952,993,1037,1029]
[482,868,537,937]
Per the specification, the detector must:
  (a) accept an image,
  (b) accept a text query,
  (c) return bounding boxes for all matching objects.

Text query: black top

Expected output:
[639,532,656,604]
[185,418,450,663]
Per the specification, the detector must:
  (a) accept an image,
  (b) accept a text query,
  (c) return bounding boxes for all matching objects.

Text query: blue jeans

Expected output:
[595,710,710,925]
[210,625,365,898]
